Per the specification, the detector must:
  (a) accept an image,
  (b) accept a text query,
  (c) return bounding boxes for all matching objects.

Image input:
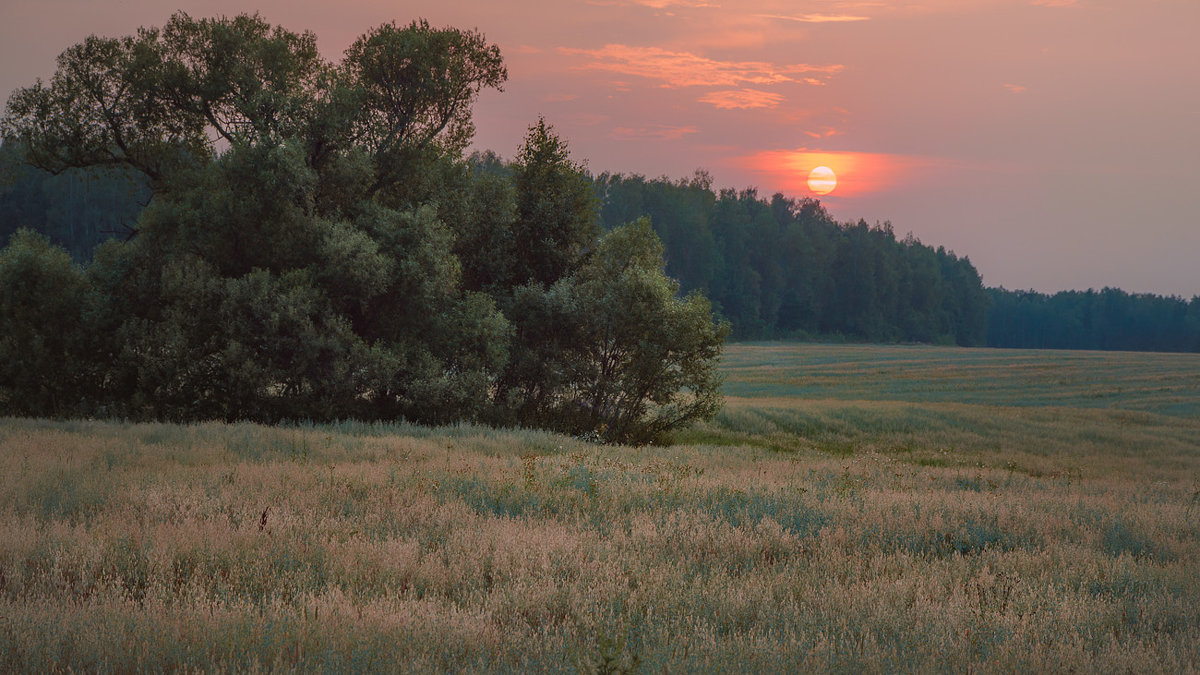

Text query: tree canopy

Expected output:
[987,287,1200,353]
[595,174,991,346]
[0,13,726,444]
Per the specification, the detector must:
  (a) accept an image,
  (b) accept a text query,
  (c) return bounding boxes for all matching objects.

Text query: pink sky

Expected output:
[2,0,1198,296]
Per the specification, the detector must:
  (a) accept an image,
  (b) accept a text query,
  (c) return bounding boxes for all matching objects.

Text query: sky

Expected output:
[2,0,1198,296]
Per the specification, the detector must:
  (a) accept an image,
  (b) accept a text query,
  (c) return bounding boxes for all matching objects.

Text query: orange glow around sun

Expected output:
[734,149,938,199]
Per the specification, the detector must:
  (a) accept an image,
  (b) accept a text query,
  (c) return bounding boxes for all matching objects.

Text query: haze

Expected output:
[2,0,1197,296]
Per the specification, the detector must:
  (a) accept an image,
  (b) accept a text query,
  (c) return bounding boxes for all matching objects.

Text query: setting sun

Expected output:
[807,165,837,195]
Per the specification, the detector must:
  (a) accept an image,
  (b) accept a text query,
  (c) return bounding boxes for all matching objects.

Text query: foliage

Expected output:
[89,136,511,423]
[509,117,598,288]
[473,123,724,443]
[0,13,724,440]
[0,230,98,415]
[11,85,1200,355]
[496,220,729,444]
[988,286,1200,353]
[0,140,148,260]
[595,174,993,346]
[551,220,728,443]
[594,175,1200,352]
[342,20,506,175]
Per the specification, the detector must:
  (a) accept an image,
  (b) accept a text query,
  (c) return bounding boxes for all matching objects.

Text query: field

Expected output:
[2,343,1199,672]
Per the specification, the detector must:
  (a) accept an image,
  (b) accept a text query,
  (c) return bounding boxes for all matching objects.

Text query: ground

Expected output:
[1,343,1198,672]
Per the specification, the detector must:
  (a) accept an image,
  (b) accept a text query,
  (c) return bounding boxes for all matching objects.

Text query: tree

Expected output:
[454,154,517,294]
[0,230,97,415]
[562,219,728,443]
[486,120,601,429]
[508,118,597,288]
[594,171,719,299]
[2,29,202,186]
[1,14,512,424]
[341,19,506,201]
[496,219,728,444]
[477,124,727,443]
[2,14,731,439]
[1,12,507,208]
[593,173,996,346]
[985,287,1200,353]
[0,139,148,259]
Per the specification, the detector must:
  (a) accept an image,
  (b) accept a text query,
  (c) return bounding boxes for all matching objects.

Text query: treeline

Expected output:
[4,18,1196,359]
[1,151,995,347]
[595,173,990,345]
[0,142,148,260]
[988,287,1200,352]
[0,14,726,443]
[10,142,1200,355]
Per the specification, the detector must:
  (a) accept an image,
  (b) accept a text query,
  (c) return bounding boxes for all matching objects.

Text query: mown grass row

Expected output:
[721,343,1200,417]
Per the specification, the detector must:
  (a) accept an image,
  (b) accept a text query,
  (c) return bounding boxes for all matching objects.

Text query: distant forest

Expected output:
[592,170,989,346]
[987,287,1200,352]
[592,172,1200,352]
[4,142,1199,353]
[0,142,148,260]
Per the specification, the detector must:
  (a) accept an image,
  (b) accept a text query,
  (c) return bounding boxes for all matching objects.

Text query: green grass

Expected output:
[721,342,1200,416]
[699,343,1200,480]
[1,343,1198,672]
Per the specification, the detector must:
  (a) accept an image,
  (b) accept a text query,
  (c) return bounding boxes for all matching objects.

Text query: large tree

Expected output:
[1,13,728,442]
[481,122,726,443]
[1,13,511,423]
[547,219,729,444]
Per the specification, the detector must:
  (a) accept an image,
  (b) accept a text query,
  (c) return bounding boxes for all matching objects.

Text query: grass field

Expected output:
[2,343,1199,672]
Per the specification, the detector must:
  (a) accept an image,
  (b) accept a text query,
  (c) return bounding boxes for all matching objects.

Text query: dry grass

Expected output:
[1,344,1199,672]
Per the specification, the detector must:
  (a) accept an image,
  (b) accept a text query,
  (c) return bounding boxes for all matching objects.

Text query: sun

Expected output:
[807,166,837,195]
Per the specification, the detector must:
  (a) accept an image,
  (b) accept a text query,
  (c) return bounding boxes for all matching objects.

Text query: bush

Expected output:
[0,230,97,415]
[495,219,728,444]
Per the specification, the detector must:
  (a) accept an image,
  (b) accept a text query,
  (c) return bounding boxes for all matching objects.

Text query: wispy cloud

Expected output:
[804,127,842,139]
[541,93,580,103]
[562,45,843,88]
[588,0,718,7]
[611,124,700,141]
[1003,83,1027,94]
[754,13,871,23]
[698,89,785,109]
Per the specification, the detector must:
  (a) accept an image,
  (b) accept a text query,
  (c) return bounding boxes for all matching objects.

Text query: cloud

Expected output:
[611,125,700,141]
[754,13,871,23]
[541,93,580,103]
[698,89,785,109]
[1003,83,1027,94]
[587,0,717,7]
[804,127,842,139]
[562,44,843,88]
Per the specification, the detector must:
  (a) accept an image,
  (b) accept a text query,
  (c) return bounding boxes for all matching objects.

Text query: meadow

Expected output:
[1,343,1198,672]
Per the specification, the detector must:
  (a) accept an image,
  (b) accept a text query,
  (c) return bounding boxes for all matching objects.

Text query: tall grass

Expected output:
[1,344,1198,672]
